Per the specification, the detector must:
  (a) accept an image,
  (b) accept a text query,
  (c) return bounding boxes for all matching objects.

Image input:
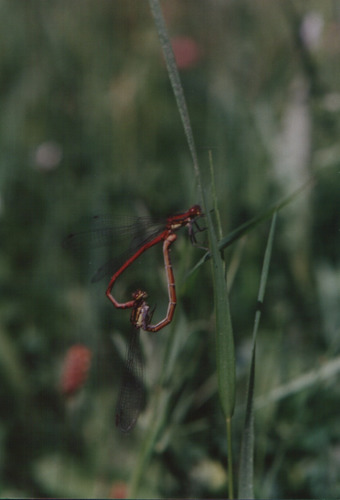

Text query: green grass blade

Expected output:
[205,198,235,499]
[238,213,277,499]
[208,150,223,240]
[188,177,314,277]
[219,180,310,253]
[148,0,202,194]
[205,159,236,422]
[204,196,236,420]
[128,387,169,498]
[148,3,236,496]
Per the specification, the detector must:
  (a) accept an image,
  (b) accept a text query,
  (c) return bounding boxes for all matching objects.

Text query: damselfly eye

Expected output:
[190,204,203,217]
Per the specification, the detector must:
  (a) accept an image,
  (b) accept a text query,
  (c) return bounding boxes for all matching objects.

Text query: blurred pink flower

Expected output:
[60,344,92,397]
[171,36,202,69]
[109,481,128,499]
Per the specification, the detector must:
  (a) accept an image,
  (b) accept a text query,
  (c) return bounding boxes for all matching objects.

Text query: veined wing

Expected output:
[115,325,145,433]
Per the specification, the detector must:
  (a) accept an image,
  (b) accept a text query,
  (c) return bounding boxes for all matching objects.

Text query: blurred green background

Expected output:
[1,1,340,498]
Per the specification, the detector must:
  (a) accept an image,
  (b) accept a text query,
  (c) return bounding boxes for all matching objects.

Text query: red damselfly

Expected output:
[64,205,203,326]
[64,207,204,431]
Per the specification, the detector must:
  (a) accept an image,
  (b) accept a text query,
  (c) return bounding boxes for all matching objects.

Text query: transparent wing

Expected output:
[115,325,145,433]
[90,227,162,282]
[62,215,163,251]
[62,215,164,282]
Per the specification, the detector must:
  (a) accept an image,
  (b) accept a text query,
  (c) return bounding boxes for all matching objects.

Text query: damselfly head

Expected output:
[132,289,148,302]
[189,204,203,218]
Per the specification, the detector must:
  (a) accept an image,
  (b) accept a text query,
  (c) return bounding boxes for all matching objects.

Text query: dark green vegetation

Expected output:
[1,1,340,497]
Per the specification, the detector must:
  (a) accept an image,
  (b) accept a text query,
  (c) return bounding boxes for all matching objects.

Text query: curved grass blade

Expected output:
[189,177,314,277]
[238,213,277,499]
[148,0,201,191]
[204,208,236,422]
[143,1,235,497]
[205,197,236,499]
[149,0,236,418]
